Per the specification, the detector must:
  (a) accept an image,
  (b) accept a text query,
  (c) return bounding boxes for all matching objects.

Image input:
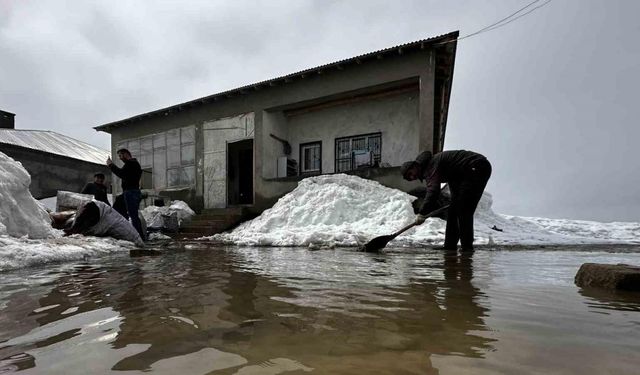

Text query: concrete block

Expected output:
[575,263,640,291]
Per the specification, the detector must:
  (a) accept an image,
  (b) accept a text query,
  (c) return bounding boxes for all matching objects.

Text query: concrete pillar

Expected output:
[418,50,435,154]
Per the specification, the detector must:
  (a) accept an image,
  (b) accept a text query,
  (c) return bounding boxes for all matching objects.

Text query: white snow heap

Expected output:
[0,151,144,271]
[0,151,55,239]
[211,174,640,247]
[141,200,195,229]
[212,174,416,247]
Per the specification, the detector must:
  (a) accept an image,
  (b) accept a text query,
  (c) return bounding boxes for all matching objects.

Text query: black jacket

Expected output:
[109,158,142,191]
[418,150,487,214]
[81,182,110,206]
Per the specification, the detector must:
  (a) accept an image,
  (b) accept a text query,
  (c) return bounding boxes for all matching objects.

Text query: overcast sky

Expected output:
[1,0,639,221]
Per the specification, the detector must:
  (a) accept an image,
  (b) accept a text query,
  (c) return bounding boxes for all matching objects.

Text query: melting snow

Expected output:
[209,174,640,248]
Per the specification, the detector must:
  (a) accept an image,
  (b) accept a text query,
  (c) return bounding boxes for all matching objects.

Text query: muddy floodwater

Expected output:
[1,244,639,374]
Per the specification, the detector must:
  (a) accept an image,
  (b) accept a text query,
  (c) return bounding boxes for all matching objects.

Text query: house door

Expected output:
[227,139,253,205]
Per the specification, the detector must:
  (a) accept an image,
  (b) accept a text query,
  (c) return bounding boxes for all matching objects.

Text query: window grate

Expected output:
[334,133,381,173]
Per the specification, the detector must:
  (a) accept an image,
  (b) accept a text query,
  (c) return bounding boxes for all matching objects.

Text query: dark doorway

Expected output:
[227,139,253,205]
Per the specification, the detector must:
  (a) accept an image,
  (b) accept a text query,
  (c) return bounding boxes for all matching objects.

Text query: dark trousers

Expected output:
[113,194,129,219]
[123,189,144,240]
[444,159,492,250]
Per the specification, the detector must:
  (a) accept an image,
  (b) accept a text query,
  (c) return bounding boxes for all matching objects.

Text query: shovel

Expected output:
[360,205,450,253]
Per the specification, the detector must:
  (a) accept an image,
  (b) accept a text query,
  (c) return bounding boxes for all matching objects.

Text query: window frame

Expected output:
[114,126,196,192]
[299,141,322,175]
[334,132,382,173]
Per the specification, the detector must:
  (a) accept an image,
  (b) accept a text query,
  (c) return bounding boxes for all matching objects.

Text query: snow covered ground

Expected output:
[209,174,640,248]
[0,152,137,271]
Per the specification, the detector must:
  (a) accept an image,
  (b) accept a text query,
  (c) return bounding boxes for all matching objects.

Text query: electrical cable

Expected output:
[437,0,554,44]
[458,0,542,41]
[477,0,553,36]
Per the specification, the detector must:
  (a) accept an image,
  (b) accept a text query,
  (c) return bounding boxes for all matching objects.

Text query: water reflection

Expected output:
[578,286,640,313]
[0,246,639,374]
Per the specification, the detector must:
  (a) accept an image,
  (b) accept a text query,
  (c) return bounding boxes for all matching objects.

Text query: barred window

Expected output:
[335,133,381,173]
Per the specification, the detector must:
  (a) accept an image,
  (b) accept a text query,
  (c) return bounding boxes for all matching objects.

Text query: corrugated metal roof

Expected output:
[95,31,459,132]
[0,129,109,165]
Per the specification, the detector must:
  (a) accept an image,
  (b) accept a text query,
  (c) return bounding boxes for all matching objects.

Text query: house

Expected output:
[95,31,458,213]
[0,110,111,199]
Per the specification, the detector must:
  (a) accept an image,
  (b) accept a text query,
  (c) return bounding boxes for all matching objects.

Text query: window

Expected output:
[114,126,196,192]
[335,133,382,172]
[166,126,196,187]
[299,141,322,174]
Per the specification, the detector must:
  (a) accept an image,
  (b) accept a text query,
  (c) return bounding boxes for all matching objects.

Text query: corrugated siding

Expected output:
[0,129,109,164]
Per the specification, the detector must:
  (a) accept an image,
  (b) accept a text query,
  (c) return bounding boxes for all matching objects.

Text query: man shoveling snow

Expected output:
[401,150,492,252]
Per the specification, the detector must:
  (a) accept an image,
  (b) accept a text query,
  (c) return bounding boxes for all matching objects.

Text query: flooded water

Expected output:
[1,244,639,374]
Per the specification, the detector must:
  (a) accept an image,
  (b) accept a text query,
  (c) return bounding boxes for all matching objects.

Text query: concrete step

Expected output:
[182,221,232,229]
[192,214,243,221]
[172,207,247,238]
[184,219,237,227]
[200,207,245,215]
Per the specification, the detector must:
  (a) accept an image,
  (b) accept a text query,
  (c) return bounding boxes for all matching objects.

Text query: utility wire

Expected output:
[438,0,554,44]
[458,0,542,41]
[478,0,553,36]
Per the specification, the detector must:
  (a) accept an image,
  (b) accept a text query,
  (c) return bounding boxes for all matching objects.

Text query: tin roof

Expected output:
[95,31,459,132]
[0,129,109,164]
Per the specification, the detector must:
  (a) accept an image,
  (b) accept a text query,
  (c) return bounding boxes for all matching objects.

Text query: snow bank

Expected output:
[0,152,137,271]
[210,174,415,247]
[0,152,56,239]
[210,174,640,247]
[141,200,195,229]
[0,235,137,271]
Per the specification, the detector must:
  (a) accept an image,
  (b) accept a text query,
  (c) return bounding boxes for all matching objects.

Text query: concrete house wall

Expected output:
[97,32,458,213]
[0,143,111,199]
[284,89,420,175]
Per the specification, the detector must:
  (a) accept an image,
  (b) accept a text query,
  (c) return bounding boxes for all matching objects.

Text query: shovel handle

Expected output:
[392,204,450,237]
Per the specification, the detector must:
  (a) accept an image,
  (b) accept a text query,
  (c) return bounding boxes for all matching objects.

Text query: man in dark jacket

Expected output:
[401,150,492,252]
[107,148,145,240]
[81,173,110,206]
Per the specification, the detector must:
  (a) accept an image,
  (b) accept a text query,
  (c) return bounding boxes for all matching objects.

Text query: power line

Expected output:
[458,0,543,41]
[439,0,554,44]
[479,0,553,35]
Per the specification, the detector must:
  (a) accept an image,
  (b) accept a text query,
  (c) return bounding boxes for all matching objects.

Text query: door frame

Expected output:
[226,137,255,206]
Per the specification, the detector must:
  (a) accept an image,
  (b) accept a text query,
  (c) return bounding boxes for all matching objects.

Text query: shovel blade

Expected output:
[361,235,394,253]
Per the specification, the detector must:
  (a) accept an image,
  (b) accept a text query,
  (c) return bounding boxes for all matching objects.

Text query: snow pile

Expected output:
[211,174,415,247]
[141,200,195,229]
[0,152,56,239]
[0,151,136,271]
[211,174,640,247]
[0,235,137,271]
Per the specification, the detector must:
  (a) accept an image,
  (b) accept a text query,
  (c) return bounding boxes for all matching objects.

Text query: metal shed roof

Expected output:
[95,31,459,132]
[0,129,109,165]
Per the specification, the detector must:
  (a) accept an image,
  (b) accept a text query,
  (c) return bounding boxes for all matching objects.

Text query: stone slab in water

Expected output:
[575,263,640,291]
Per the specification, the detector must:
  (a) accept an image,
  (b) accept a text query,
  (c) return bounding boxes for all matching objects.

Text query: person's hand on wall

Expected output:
[106,157,113,166]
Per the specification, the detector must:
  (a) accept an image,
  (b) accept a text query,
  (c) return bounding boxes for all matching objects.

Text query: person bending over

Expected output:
[401,150,492,252]
[62,200,144,246]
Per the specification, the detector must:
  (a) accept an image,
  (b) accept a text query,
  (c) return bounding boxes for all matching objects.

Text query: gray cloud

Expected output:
[1,0,638,221]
